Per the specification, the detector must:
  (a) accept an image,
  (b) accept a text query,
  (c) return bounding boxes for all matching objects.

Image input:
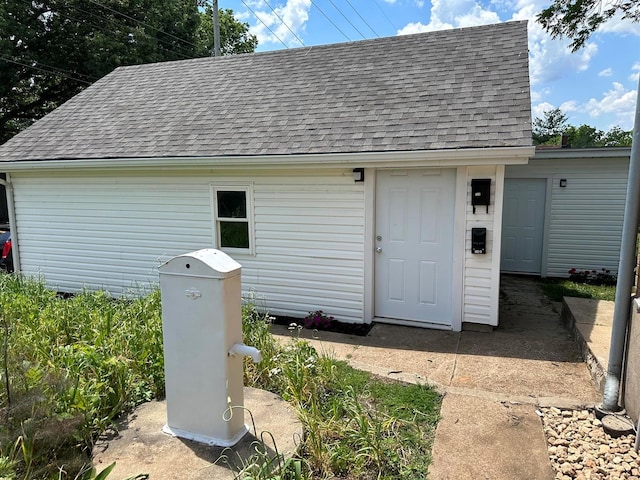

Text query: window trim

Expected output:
[211,184,255,255]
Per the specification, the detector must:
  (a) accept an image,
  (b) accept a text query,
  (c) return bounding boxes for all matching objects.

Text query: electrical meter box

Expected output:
[158,249,247,446]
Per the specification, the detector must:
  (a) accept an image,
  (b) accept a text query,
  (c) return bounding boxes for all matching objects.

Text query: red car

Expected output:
[0,230,12,272]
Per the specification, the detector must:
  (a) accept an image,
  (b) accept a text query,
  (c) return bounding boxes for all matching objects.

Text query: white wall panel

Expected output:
[463,166,500,326]
[11,169,365,323]
[505,156,628,277]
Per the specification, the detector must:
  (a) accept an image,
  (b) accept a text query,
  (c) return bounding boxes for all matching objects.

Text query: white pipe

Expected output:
[228,343,261,363]
[603,76,640,412]
[0,174,19,272]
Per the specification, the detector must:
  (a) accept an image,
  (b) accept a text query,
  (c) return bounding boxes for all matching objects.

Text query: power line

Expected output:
[236,0,290,49]
[372,0,397,31]
[326,0,366,39]
[0,55,93,85]
[344,0,380,37]
[261,0,305,47]
[71,2,197,59]
[16,0,197,61]
[309,0,351,42]
[86,0,201,51]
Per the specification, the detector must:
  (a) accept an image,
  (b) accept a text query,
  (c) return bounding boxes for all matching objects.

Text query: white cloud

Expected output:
[530,90,542,102]
[599,68,613,77]
[597,11,640,36]
[532,101,555,119]
[397,0,499,35]
[246,0,311,48]
[521,9,598,85]
[559,100,578,113]
[585,82,637,129]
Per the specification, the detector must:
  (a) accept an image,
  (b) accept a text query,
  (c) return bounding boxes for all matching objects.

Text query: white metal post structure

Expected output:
[159,249,259,446]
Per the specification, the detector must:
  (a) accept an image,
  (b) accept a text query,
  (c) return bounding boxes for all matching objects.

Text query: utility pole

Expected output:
[212,0,221,57]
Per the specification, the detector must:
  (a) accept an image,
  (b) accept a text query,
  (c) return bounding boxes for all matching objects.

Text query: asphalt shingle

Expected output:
[0,21,532,162]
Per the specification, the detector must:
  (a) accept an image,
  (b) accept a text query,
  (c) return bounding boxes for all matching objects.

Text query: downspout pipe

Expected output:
[603,78,640,411]
[0,174,20,272]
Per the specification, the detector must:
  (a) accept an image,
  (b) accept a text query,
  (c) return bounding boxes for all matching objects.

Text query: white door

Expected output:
[501,178,546,274]
[375,169,456,327]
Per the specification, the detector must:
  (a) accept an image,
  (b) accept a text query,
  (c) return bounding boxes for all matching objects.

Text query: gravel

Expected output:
[540,407,640,480]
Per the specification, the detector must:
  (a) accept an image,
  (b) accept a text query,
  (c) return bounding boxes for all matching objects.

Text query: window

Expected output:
[213,186,254,253]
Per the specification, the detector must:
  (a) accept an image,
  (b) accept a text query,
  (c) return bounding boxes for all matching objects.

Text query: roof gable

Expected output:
[0,21,532,162]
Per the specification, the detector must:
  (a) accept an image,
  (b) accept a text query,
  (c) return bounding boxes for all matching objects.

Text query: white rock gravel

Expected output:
[540,407,640,480]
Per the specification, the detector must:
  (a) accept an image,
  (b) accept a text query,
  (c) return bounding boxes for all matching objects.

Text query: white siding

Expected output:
[505,156,628,277]
[463,166,500,326]
[11,169,365,323]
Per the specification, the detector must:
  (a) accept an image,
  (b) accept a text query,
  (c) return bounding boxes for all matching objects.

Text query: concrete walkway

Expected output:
[272,274,603,479]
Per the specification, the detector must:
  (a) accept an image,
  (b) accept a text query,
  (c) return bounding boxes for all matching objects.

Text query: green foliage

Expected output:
[0,279,441,479]
[537,0,640,52]
[532,108,633,147]
[241,303,442,480]
[602,126,633,147]
[565,124,633,148]
[0,274,163,478]
[532,107,568,145]
[1,0,257,144]
[197,7,258,56]
[541,278,616,302]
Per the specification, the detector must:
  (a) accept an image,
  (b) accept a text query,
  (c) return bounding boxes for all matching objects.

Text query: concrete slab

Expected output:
[563,297,613,371]
[453,331,599,402]
[429,394,555,480]
[271,323,459,388]
[562,297,614,391]
[92,388,302,480]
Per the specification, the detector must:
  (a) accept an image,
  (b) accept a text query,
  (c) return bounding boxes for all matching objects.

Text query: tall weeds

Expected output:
[0,275,441,479]
[240,303,441,480]
[0,274,163,479]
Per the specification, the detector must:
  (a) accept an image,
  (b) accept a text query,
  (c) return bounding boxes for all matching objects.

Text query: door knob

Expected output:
[375,247,382,253]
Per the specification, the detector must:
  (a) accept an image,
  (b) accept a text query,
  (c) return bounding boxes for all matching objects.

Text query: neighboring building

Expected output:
[0,21,533,331]
[502,147,631,277]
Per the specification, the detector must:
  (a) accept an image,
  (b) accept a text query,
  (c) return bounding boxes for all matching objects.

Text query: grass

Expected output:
[540,278,617,302]
[0,273,442,479]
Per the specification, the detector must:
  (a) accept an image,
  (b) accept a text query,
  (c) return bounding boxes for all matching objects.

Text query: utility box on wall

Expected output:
[472,227,487,254]
[158,249,255,446]
[471,179,491,214]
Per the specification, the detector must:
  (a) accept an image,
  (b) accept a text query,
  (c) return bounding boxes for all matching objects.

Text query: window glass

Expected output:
[219,222,249,249]
[214,187,253,252]
[217,191,247,218]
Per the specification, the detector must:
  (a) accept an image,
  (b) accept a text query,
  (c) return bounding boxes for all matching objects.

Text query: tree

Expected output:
[564,124,603,147]
[197,7,257,56]
[532,107,568,145]
[537,0,640,51]
[0,1,258,144]
[532,109,633,147]
[602,126,633,146]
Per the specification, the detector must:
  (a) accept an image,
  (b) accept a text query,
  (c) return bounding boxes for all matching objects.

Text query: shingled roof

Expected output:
[0,21,531,162]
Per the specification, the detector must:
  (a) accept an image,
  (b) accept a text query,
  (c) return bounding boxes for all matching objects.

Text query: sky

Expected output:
[218,0,640,132]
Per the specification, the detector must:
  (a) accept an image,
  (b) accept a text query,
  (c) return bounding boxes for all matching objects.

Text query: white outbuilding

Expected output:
[0,22,534,331]
[502,147,631,278]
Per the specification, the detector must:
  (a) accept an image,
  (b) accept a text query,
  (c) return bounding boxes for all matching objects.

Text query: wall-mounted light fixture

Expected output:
[559,178,567,188]
[353,168,364,183]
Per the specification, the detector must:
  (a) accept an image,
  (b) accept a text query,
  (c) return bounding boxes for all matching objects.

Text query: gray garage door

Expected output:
[501,178,546,274]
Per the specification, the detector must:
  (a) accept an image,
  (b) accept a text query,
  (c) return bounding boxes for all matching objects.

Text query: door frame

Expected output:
[363,167,465,331]
[501,175,553,277]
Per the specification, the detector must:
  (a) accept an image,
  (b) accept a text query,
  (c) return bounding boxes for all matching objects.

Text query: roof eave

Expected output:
[0,146,535,172]
[534,146,632,160]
